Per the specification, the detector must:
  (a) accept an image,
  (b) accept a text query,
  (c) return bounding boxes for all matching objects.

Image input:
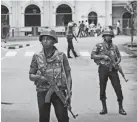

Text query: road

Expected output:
[1,36,137,122]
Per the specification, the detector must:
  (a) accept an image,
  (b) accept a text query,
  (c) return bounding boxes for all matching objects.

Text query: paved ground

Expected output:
[1,36,137,122]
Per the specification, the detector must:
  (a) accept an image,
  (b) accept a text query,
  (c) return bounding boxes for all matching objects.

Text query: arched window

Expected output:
[88,12,97,25]
[25,4,41,27]
[1,5,10,39]
[56,4,72,26]
[122,12,131,29]
[1,5,9,25]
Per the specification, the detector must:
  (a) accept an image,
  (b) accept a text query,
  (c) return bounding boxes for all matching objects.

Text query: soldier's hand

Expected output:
[103,55,111,61]
[113,62,118,69]
[37,76,48,85]
[39,76,47,82]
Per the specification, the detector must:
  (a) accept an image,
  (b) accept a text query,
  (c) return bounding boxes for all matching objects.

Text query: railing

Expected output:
[6,26,68,37]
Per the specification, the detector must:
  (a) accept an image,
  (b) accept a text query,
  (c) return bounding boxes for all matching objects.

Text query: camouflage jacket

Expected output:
[29,47,71,93]
[91,41,121,67]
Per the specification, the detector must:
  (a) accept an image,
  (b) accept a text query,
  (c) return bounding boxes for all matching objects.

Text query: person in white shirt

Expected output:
[116,20,120,35]
[89,22,95,36]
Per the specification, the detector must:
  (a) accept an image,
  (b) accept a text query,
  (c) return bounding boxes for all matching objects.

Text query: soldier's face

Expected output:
[104,35,112,43]
[41,36,54,48]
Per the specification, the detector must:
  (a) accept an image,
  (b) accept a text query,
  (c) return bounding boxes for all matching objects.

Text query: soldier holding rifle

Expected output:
[29,29,77,122]
[91,30,127,115]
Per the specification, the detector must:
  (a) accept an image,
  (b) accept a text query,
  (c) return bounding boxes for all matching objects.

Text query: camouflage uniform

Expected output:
[29,29,71,122]
[91,30,127,115]
[92,42,123,102]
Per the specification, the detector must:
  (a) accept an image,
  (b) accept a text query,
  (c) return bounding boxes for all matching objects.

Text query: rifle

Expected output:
[60,55,78,119]
[45,68,78,119]
[103,44,128,82]
[36,55,78,119]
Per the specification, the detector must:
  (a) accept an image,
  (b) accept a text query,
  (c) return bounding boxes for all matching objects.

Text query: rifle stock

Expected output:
[117,65,128,82]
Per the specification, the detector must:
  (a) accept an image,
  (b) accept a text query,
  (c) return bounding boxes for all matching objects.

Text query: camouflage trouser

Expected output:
[37,91,69,122]
[98,65,123,102]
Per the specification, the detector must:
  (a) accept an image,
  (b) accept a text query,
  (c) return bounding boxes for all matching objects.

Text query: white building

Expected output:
[1,0,132,37]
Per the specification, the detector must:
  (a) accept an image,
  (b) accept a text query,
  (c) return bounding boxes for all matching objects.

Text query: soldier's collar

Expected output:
[43,46,57,58]
[104,41,113,49]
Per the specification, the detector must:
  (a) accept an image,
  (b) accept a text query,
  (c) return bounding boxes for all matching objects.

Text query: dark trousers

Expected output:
[77,28,84,37]
[98,65,123,102]
[67,38,78,57]
[117,27,120,35]
[77,28,81,37]
[37,91,69,122]
[85,28,89,37]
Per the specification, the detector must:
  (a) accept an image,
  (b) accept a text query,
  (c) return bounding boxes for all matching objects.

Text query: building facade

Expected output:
[1,0,133,37]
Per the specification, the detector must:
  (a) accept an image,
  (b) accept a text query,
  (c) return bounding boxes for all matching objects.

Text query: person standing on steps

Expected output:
[66,21,79,58]
[91,30,127,116]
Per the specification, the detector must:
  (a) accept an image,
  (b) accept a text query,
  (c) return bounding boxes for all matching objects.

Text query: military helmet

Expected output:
[102,30,114,38]
[39,29,58,43]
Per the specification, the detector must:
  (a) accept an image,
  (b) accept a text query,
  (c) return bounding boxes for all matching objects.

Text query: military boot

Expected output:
[100,100,108,115]
[118,101,127,115]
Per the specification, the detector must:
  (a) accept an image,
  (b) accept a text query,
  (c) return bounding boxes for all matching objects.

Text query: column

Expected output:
[105,0,112,26]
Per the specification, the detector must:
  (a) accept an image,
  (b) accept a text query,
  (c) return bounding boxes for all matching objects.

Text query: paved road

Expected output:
[1,36,137,122]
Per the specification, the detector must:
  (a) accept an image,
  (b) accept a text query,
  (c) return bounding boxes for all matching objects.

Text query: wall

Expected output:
[2,0,131,36]
[74,1,106,27]
[112,6,128,31]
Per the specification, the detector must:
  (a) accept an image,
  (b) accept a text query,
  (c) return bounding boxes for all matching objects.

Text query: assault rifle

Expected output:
[43,68,78,119]
[36,60,78,118]
[107,53,128,82]
[103,44,128,82]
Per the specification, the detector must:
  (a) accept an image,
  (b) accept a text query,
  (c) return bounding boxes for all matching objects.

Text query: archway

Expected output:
[25,4,41,26]
[122,12,131,35]
[88,12,97,25]
[24,4,41,35]
[1,5,10,39]
[56,4,72,26]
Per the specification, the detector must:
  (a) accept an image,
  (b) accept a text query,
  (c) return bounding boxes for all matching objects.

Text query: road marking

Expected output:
[25,52,34,56]
[120,52,129,56]
[1,57,7,60]
[79,51,90,57]
[5,51,17,57]
[2,50,130,58]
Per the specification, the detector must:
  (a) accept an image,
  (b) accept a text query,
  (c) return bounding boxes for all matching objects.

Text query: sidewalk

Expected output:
[1,37,38,49]
[124,36,137,56]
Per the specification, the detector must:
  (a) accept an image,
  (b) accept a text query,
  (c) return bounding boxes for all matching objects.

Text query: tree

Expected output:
[125,1,137,46]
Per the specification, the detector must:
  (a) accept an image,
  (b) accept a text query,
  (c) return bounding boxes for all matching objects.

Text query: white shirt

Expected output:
[117,22,120,27]
[85,22,89,28]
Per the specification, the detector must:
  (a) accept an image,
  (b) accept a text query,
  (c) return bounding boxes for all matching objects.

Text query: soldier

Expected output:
[66,21,79,58]
[91,30,127,115]
[29,29,72,122]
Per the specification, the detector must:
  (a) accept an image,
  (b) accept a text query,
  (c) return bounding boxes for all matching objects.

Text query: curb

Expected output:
[1,44,30,49]
[124,45,137,57]
[128,45,137,47]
